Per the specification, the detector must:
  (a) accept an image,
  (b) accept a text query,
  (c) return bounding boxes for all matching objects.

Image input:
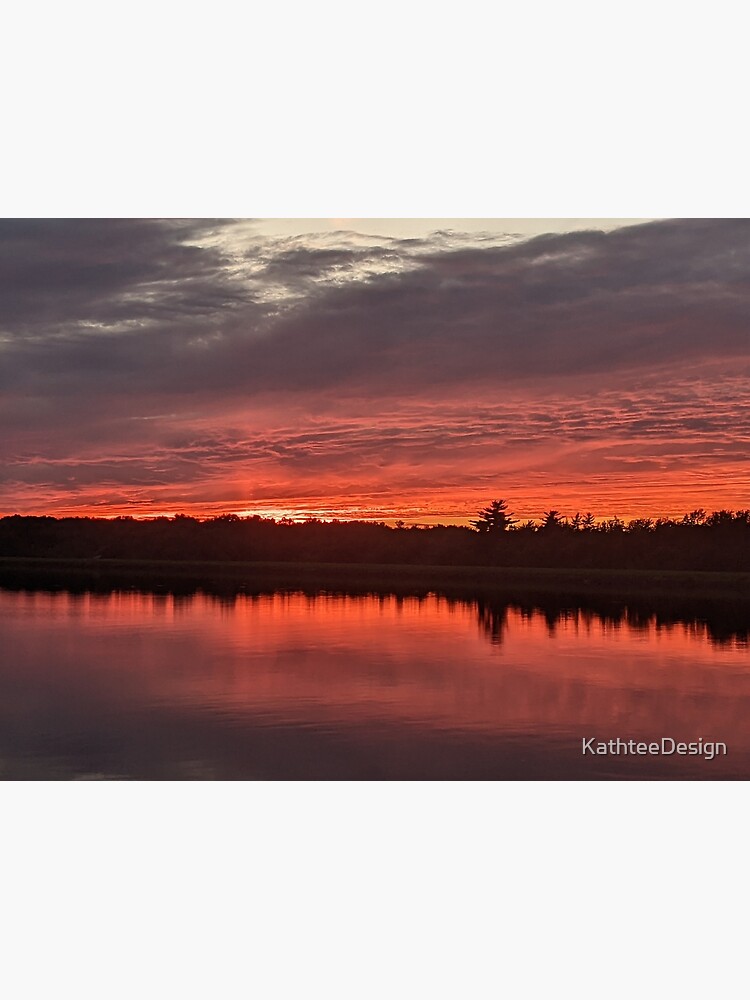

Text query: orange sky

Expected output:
[1,218,749,524]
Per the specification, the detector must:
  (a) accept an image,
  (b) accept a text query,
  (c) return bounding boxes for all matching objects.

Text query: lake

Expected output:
[1,585,749,779]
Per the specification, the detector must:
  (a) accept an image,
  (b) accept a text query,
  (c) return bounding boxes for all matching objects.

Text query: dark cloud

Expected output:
[2,217,749,405]
[0,219,248,331]
[257,218,750,391]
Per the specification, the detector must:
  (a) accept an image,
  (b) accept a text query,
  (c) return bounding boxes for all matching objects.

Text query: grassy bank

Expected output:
[0,556,748,602]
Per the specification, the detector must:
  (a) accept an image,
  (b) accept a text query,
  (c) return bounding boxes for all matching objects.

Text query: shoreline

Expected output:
[1,556,748,602]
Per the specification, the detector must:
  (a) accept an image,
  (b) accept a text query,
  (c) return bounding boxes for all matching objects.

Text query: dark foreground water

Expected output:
[1,585,749,779]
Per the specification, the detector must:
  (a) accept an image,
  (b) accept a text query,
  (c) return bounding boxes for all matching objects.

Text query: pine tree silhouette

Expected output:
[471,499,517,533]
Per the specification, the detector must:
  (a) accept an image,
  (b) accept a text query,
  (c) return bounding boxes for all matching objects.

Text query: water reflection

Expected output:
[1,584,749,779]
[474,594,750,649]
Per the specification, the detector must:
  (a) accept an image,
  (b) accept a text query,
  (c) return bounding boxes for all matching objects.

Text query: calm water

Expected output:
[1,586,749,779]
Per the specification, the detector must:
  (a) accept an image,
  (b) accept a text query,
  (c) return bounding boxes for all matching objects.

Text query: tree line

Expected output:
[471,498,750,534]
[1,500,750,571]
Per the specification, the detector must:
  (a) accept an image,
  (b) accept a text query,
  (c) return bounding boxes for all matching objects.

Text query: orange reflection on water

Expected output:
[4,590,749,753]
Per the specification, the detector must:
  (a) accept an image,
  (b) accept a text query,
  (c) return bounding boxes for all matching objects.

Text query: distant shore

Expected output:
[1,556,748,603]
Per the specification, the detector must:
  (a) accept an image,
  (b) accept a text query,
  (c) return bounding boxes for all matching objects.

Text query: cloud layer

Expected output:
[2,218,749,520]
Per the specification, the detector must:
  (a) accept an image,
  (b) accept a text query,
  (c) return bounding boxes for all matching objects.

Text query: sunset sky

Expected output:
[2,217,749,524]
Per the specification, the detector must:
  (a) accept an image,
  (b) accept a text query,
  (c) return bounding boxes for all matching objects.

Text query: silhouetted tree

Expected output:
[682,509,707,526]
[471,499,517,534]
[627,518,654,532]
[541,510,565,530]
[705,510,735,527]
